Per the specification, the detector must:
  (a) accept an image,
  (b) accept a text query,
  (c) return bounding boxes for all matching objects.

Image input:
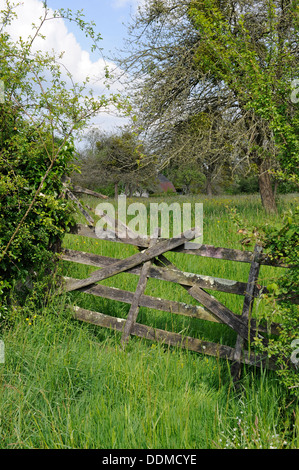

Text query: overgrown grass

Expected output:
[1,193,298,449]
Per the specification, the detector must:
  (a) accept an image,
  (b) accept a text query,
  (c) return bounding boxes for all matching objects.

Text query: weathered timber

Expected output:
[64,245,260,342]
[155,253,265,345]
[69,223,149,248]
[150,264,265,297]
[65,190,94,225]
[62,250,280,335]
[71,306,277,370]
[187,285,260,344]
[61,249,266,298]
[70,185,108,199]
[64,229,197,292]
[121,231,159,345]
[63,277,278,335]
[96,208,140,240]
[64,278,218,323]
[70,224,289,267]
[232,245,263,381]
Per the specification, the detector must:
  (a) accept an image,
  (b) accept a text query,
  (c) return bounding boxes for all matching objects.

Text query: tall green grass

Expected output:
[0,193,298,449]
[1,307,297,449]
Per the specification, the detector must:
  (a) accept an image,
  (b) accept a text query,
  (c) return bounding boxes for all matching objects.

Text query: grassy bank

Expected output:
[0,193,298,449]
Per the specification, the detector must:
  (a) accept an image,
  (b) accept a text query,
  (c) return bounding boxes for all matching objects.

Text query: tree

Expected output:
[73,129,157,197]
[160,111,243,195]
[118,0,299,212]
[0,1,122,302]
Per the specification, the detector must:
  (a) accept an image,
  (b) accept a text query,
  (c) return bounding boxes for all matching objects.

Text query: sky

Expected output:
[46,0,141,60]
[0,0,144,134]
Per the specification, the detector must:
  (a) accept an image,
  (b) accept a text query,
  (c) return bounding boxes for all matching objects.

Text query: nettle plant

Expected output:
[0,2,123,311]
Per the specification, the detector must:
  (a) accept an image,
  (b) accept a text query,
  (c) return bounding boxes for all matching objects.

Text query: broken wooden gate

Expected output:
[59,192,293,380]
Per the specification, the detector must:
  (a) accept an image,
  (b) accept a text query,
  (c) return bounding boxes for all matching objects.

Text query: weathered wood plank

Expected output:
[69,224,149,248]
[61,249,266,298]
[121,231,159,345]
[63,277,278,335]
[154,253,266,344]
[70,185,108,199]
[96,208,140,240]
[64,229,197,292]
[65,190,94,225]
[232,245,263,381]
[65,278,218,322]
[187,285,261,344]
[69,224,289,267]
[71,306,277,370]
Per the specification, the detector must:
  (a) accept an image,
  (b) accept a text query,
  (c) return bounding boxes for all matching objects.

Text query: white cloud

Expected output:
[0,0,130,132]
[0,0,121,93]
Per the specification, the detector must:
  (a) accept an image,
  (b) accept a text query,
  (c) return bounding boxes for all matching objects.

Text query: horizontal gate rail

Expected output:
[64,277,279,335]
[71,306,277,371]
[69,223,290,267]
[62,249,267,298]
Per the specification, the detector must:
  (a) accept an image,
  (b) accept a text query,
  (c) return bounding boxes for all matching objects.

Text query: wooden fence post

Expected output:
[231,244,263,383]
[121,228,160,346]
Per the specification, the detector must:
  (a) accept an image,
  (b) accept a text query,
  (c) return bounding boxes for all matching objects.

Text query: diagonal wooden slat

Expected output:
[95,207,139,240]
[70,184,108,199]
[64,229,197,292]
[155,254,261,344]
[231,244,264,381]
[121,229,160,346]
[64,188,94,225]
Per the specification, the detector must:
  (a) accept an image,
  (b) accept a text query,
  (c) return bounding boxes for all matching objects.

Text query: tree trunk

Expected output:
[114,182,118,200]
[205,177,213,196]
[258,164,277,214]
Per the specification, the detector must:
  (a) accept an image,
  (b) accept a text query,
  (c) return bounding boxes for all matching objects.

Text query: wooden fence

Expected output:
[60,187,293,382]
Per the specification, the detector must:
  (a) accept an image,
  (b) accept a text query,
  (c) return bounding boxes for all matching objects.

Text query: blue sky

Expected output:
[46,0,139,60]
[0,0,143,132]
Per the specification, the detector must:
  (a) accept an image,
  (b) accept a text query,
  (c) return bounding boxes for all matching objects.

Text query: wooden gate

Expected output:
[60,187,292,381]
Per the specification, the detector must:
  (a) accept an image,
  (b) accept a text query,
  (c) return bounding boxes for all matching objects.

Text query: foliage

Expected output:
[0,1,122,307]
[228,203,299,398]
[120,0,299,211]
[189,0,299,188]
[257,207,299,397]
[230,176,260,195]
[72,129,157,197]
[0,120,76,302]
[165,163,206,194]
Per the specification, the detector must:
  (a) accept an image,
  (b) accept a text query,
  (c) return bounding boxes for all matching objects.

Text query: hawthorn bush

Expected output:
[0,1,121,313]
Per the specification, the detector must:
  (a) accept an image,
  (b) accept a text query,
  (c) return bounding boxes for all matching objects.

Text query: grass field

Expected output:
[0,193,298,449]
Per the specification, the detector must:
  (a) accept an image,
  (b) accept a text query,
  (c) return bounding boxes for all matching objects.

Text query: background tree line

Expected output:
[95,0,298,210]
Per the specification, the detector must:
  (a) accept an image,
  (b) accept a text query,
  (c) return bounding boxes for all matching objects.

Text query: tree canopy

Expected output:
[73,129,157,197]
[0,1,123,300]
[118,0,299,212]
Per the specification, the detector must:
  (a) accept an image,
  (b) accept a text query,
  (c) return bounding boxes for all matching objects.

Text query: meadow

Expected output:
[0,193,298,449]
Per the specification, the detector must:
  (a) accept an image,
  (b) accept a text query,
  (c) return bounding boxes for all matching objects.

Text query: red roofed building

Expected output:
[157,174,176,193]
